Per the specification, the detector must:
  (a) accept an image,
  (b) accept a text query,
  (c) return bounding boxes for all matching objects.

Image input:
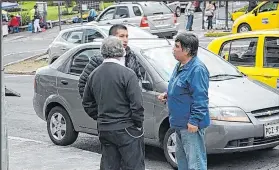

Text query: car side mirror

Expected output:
[253,10,258,16]
[142,80,153,91]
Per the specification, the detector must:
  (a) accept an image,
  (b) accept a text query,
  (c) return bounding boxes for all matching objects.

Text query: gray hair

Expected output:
[175,32,199,57]
[100,36,125,59]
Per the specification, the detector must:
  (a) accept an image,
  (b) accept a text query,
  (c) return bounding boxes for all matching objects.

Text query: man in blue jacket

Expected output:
[158,32,210,170]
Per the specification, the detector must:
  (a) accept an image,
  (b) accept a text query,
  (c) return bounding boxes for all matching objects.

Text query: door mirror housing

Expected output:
[142,80,153,91]
[253,10,258,16]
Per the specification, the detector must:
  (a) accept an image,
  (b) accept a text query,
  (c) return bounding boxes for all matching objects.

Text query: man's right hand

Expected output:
[158,92,167,103]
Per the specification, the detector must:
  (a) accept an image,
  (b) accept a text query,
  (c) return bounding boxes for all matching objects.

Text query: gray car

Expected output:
[47,24,158,64]
[91,1,180,39]
[33,39,279,169]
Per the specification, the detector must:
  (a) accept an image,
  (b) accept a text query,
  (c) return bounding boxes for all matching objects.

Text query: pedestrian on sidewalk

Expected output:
[158,33,210,170]
[82,36,145,170]
[185,1,195,31]
[205,1,215,31]
[78,24,142,98]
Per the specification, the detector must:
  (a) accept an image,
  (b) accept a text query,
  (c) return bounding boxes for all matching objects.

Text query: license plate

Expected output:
[264,123,279,138]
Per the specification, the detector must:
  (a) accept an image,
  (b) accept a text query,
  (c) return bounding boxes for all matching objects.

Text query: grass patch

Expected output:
[204,31,232,37]
[5,57,48,74]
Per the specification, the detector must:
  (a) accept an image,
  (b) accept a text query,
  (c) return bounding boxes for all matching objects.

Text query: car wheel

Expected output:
[237,24,251,33]
[47,106,78,146]
[176,7,181,17]
[163,128,178,169]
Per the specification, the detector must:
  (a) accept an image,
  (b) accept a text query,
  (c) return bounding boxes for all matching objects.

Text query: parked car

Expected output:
[47,24,158,64]
[163,1,181,17]
[91,1,180,39]
[34,38,279,168]
[207,30,279,89]
[232,1,279,33]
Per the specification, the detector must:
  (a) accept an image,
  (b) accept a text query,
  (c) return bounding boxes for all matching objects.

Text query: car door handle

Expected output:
[61,80,68,85]
[61,48,67,51]
[106,22,111,24]
[123,20,128,23]
[271,13,276,15]
[264,75,272,78]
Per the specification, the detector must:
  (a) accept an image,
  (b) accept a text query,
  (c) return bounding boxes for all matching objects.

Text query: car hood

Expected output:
[208,77,279,112]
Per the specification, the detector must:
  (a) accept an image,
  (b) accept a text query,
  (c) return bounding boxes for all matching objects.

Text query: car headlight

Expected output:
[210,107,250,122]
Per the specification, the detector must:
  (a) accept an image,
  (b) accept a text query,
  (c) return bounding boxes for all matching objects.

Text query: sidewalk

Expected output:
[8,136,101,170]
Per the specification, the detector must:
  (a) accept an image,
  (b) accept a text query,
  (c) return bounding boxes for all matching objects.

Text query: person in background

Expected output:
[205,1,215,31]
[88,7,97,22]
[82,36,145,170]
[8,15,19,33]
[158,33,210,170]
[78,24,142,98]
[33,5,42,33]
[185,1,195,31]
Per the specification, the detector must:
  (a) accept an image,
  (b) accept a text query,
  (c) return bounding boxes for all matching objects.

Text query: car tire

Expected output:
[237,23,251,33]
[176,7,181,17]
[163,128,178,169]
[47,106,78,146]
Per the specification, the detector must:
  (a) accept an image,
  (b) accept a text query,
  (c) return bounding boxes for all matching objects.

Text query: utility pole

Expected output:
[79,0,83,25]
[225,0,229,31]
[0,7,9,170]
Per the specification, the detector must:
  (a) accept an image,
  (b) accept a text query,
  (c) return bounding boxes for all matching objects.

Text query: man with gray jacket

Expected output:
[82,36,145,170]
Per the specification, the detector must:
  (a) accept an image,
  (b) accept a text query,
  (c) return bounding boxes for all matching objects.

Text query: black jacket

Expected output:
[82,62,144,130]
[78,46,142,98]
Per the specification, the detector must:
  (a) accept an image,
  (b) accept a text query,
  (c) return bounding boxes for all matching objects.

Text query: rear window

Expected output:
[139,2,173,16]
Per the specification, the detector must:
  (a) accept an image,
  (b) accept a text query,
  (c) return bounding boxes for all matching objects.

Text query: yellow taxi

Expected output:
[232,1,279,33]
[207,30,279,89]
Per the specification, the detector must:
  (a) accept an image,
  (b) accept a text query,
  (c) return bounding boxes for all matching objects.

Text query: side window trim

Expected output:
[263,36,279,68]
[67,48,100,76]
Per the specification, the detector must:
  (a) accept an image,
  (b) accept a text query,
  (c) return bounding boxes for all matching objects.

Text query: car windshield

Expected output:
[99,26,157,39]
[141,46,243,81]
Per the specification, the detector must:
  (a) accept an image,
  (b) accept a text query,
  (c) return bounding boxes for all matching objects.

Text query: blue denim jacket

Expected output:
[167,56,210,129]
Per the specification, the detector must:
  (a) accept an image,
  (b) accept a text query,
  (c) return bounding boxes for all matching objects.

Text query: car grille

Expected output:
[226,136,279,148]
[251,107,279,120]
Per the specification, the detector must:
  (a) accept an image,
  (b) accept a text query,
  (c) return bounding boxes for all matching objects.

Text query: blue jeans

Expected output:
[186,14,194,30]
[175,128,207,170]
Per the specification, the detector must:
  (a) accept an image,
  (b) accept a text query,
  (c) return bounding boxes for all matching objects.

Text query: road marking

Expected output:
[8,136,49,144]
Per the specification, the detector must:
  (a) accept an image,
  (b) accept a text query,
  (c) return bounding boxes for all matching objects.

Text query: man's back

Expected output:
[83,61,144,131]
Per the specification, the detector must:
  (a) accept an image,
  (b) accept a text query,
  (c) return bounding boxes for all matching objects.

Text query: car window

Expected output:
[139,2,172,16]
[264,37,279,68]
[61,32,68,40]
[67,30,83,44]
[133,6,142,16]
[221,38,258,67]
[85,29,104,43]
[115,6,130,19]
[141,47,242,81]
[69,49,101,75]
[99,7,116,21]
[259,1,278,13]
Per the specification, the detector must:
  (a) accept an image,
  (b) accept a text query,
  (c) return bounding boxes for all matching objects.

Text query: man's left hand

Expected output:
[187,123,198,133]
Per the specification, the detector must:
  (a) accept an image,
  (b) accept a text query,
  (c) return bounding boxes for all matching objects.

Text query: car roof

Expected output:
[216,29,279,40]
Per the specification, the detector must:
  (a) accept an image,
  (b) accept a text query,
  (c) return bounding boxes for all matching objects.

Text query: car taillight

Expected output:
[140,16,149,27]
[173,13,177,24]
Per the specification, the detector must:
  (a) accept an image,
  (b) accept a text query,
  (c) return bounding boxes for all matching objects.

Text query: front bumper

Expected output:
[206,120,279,154]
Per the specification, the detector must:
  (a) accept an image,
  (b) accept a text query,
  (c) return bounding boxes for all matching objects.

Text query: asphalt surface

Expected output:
[4,73,279,170]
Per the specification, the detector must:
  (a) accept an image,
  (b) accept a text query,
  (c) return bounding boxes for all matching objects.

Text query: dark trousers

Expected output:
[207,16,213,30]
[99,126,145,170]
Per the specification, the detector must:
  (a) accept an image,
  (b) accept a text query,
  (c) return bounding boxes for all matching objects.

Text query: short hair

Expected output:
[108,24,128,36]
[101,36,125,59]
[175,32,199,57]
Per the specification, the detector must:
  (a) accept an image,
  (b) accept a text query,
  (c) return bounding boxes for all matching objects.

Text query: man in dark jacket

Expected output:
[78,24,142,98]
[82,36,145,170]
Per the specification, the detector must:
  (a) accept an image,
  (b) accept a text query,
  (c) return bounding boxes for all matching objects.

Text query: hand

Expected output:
[158,92,167,103]
[187,123,198,133]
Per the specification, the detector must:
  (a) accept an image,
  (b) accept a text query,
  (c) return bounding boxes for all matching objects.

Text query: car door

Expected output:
[56,47,101,135]
[218,37,261,81]
[96,7,116,25]
[260,36,279,89]
[137,60,156,139]
[84,29,105,43]
[253,1,279,30]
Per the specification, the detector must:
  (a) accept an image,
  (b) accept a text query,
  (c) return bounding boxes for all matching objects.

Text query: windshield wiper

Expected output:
[210,74,243,78]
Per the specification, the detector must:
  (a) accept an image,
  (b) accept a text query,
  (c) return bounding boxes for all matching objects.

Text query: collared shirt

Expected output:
[167,56,210,129]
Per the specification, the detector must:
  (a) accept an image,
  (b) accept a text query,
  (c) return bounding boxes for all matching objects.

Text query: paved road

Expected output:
[4,74,279,170]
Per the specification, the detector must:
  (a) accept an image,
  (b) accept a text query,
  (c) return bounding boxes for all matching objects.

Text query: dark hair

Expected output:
[108,24,127,36]
[175,32,199,57]
[10,15,14,18]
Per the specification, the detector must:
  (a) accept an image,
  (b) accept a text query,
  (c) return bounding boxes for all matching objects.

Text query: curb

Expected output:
[4,71,36,75]
[4,51,47,67]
